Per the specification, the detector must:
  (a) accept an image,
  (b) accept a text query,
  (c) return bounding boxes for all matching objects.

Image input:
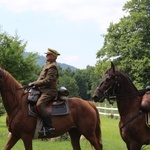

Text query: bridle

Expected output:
[96,74,120,104]
[96,72,146,129]
[96,73,145,104]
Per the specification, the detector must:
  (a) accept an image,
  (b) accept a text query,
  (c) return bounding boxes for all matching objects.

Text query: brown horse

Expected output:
[92,62,149,150]
[0,68,102,150]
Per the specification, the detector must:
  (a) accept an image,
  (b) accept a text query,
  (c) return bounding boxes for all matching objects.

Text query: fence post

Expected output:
[111,105,113,114]
[105,103,107,114]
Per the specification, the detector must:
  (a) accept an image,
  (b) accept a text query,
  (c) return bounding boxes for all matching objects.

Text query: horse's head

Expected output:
[92,62,120,104]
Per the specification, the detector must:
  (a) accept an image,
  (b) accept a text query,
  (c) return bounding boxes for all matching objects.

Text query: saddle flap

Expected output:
[51,101,69,116]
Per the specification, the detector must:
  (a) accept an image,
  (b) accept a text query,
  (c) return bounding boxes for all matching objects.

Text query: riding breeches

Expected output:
[36,92,57,117]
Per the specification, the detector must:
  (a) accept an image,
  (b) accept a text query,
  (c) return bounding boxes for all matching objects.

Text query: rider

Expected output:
[28,48,60,136]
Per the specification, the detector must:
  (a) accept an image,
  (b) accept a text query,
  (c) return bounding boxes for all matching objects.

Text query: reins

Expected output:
[120,110,143,130]
[115,89,146,99]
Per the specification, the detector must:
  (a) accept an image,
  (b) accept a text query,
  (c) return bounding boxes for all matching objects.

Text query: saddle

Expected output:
[28,86,70,117]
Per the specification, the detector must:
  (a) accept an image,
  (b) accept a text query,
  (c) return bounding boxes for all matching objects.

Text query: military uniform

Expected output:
[35,61,59,117]
[29,48,60,136]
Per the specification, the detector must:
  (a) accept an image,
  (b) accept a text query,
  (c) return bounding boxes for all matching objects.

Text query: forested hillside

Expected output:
[24,52,77,71]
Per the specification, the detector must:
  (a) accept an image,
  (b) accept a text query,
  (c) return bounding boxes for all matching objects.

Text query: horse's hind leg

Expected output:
[68,128,81,150]
[84,134,102,150]
[4,133,20,150]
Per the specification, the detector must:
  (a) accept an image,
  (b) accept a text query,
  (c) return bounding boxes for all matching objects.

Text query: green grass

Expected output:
[0,114,150,150]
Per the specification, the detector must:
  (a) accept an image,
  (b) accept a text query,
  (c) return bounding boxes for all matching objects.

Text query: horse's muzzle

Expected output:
[92,95,99,102]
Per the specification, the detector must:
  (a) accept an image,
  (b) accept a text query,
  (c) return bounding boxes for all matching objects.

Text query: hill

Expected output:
[24,52,77,71]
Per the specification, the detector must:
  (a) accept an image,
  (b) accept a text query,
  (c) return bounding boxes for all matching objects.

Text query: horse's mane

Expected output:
[106,67,138,92]
[3,70,24,95]
[115,68,138,92]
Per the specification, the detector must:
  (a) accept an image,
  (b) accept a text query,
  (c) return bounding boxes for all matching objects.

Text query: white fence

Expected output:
[96,104,119,117]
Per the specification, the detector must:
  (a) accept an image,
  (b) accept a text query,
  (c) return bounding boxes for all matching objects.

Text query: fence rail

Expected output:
[96,105,119,117]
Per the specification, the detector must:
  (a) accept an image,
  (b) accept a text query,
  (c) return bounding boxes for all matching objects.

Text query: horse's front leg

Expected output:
[4,132,20,150]
[22,134,33,150]
[126,143,142,150]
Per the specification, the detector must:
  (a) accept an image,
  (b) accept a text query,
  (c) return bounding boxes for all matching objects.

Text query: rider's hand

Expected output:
[28,82,35,87]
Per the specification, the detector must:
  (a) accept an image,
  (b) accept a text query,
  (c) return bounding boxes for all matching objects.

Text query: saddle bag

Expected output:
[58,86,69,100]
[28,88,41,104]
[58,86,69,96]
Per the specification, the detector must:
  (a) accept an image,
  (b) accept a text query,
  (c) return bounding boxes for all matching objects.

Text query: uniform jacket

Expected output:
[34,61,59,94]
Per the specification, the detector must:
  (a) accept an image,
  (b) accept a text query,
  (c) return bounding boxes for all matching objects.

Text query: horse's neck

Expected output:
[1,72,24,116]
[117,96,141,116]
[117,77,141,117]
[2,92,18,115]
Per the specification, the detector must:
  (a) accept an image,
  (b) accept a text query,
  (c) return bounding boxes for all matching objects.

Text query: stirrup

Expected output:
[38,127,55,136]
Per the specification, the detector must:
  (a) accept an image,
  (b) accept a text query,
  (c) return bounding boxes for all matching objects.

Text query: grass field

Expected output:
[0,114,150,150]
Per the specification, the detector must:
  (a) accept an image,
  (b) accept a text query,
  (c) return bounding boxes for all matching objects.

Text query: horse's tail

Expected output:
[88,102,103,148]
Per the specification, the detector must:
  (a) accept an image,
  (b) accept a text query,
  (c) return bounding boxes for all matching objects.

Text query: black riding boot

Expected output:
[38,116,55,136]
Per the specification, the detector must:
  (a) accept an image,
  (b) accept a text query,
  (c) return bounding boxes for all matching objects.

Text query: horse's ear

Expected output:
[111,62,115,73]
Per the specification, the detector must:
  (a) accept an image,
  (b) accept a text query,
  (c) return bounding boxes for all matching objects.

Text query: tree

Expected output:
[74,69,89,99]
[96,0,150,89]
[74,66,98,100]
[58,75,79,97]
[0,30,41,85]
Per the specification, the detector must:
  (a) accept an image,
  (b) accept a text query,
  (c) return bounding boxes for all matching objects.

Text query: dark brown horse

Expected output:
[92,62,149,150]
[0,68,102,150]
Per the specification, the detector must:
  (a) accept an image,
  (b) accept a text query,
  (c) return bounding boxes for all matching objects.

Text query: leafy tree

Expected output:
[74,66,98,100]
[96,0,150,89]
[58,75,79,97]
[59,67,75,77]
[0,30,41,85]
[74,69,89,99]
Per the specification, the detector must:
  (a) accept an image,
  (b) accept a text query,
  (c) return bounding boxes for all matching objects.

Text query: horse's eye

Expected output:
[105,78,109,82]
[106,75,111,81]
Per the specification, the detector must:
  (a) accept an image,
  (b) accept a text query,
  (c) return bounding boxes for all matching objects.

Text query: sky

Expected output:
[0,0,128,69]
